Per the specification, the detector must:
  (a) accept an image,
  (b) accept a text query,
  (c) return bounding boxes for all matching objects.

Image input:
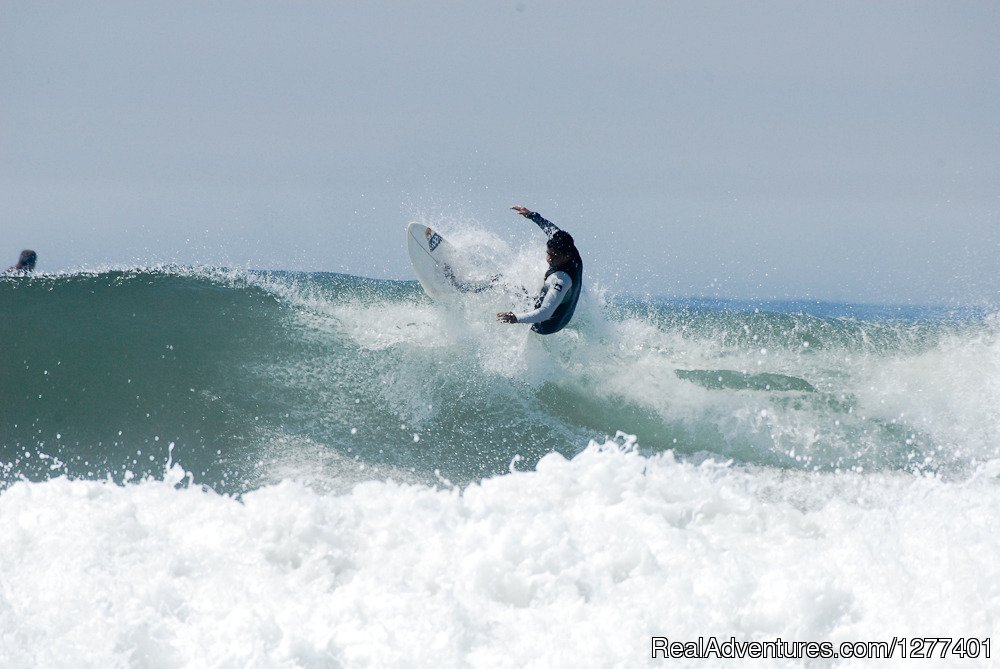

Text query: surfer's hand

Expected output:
[511,205,534,218]
[497,312,518,323]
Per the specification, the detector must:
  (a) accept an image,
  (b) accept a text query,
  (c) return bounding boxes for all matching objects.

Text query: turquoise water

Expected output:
[2,268,995,491]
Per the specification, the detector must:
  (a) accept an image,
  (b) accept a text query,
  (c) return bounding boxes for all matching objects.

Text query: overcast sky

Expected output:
[3,1,998,304]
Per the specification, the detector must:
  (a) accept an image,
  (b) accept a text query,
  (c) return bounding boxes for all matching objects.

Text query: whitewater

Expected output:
[2,259,999,667]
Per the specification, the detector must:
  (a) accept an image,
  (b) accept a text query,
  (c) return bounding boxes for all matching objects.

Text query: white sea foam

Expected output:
[2,437,997,668]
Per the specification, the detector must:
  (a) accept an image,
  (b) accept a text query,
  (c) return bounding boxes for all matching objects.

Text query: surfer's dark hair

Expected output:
[547,231,574,253]
[17,249,37,270]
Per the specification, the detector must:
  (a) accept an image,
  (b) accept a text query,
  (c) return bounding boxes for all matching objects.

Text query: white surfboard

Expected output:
[406,222,465,299]
[407,222,530,304]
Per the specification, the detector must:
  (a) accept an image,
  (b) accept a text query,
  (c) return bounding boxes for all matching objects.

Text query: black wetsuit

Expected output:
[513,213,583,335]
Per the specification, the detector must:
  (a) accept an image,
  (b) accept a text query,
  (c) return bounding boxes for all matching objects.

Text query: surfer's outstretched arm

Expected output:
[511,205,559,238]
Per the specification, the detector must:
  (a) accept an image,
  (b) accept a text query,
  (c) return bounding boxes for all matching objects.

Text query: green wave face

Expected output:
[2,269,996,493]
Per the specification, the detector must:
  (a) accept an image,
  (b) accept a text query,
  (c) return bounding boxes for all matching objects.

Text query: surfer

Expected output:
[497,206,582,335]
[5,250,37,275]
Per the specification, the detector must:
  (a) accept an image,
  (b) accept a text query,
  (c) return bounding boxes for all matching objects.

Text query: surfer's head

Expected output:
[546,231,575,266]
[15,250,37,271]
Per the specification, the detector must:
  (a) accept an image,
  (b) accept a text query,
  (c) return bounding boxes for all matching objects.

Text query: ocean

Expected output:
[2,266,998,667]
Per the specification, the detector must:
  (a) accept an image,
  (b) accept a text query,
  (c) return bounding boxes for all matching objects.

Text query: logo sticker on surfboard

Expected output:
[424,227,443,252]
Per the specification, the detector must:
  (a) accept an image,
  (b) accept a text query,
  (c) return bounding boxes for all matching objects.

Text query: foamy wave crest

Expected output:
[2,436,997,668]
